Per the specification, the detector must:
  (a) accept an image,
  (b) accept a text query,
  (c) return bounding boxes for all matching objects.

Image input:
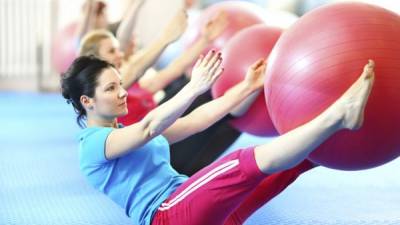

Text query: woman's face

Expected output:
[91,68,128,119]
[98,37,123,69]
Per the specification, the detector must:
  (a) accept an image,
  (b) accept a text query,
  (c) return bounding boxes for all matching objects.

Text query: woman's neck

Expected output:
[87,116,118,128]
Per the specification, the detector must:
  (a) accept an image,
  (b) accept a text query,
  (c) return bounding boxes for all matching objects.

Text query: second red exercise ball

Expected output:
[212,24,282,136]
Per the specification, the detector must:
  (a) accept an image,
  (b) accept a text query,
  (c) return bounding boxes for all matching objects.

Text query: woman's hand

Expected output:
[243,58,267,91]
[201,11,229,42]
[189,50,224,95]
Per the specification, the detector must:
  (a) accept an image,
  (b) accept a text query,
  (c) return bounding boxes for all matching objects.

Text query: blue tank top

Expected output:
[78,126,188,225]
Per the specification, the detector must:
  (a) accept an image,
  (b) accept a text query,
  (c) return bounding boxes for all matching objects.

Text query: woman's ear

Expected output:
[80,95,94,110]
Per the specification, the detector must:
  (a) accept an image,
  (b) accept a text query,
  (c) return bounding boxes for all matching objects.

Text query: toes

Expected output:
[363,60,375,79]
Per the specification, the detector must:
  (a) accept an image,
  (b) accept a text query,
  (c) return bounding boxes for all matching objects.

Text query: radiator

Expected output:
[0,0,56,89]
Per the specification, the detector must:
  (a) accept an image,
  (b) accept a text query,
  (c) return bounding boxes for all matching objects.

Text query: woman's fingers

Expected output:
[201,50,216,67]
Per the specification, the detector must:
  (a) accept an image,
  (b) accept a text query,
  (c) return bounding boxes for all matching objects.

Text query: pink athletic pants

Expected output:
[152,147,315,225]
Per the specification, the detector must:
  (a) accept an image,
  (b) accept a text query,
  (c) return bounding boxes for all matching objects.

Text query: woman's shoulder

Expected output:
[77,126,113,142]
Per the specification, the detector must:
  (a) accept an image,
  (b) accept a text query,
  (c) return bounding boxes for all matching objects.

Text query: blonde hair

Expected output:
[79,29,114,56]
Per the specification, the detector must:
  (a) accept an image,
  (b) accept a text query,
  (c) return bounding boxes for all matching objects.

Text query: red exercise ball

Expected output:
[183,1,266,73]
[52,22,79,73]
[212,24,282,136]
[264,2,400,170]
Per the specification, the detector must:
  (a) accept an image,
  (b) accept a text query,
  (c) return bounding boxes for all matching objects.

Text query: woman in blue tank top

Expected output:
[61,51,375,225]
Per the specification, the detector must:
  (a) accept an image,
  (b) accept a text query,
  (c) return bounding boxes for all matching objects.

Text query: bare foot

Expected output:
[332,60,375,130]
